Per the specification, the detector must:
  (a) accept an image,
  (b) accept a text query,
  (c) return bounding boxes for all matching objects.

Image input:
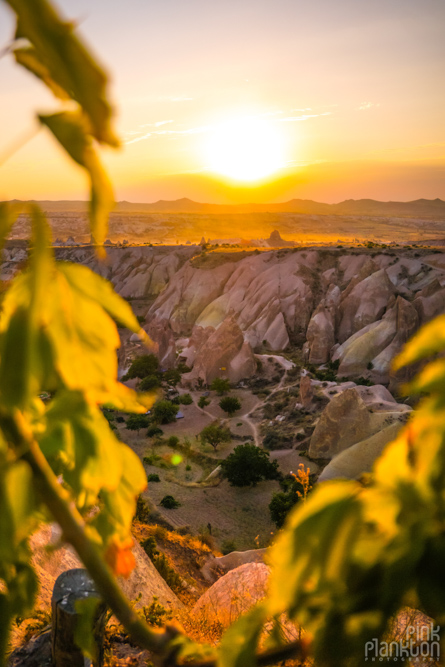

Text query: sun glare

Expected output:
[204,117,285,182]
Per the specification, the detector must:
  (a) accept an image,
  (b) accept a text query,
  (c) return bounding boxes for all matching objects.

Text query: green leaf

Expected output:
[5,0,119,146]
[393,314,445,370]
[74,596,101,660]
[0,462,38,560]
[0,201,22,252]
[13,46,69,99]
[57,262,146,337]
[38,112,113,250]
[218,605,267,667]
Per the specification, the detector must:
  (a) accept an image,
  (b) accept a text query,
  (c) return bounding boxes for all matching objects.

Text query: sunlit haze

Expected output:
[0,0,444,203]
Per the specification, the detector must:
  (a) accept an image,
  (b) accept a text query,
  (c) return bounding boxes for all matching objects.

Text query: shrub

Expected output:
[198,396,210,408]
[210,377,231,395]
[152,400,178,424]
[219,396,242,417]
[147,473,160,482]
[185,464,191,471]
[141,597,172,627]
[221,539,237,555]
[221,444,280,486]
[168,435,179,448]
[147,425,164,437]
[115,415,125,423]
[178,393,193,405]
[141,536,159,559]
[135,496,151,523]
[160,495,181,509]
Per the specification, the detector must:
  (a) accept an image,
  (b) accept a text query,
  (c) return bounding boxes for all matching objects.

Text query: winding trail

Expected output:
[195,354,295,447]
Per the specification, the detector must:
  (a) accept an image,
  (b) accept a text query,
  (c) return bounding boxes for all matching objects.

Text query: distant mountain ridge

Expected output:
[9,197,445,219]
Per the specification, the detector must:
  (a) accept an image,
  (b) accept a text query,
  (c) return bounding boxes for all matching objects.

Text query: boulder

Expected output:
[192,563,270,629]
[308,388,371,458]
[306,305,335,364]
[308,384,411,460]
[318,421,405,481]
[299,374,314,409]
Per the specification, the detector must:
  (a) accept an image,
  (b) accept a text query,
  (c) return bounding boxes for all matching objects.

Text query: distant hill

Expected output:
[9,197,445,219]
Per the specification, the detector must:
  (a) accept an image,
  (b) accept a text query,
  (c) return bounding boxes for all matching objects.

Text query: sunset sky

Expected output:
[0,0,444,204]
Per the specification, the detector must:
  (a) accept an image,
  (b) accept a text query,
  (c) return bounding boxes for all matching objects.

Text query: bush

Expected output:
[147,425,164,438]
[147,473,160,482]
[115,415,125,423]
[178,393,193,405]
[221,444,280,486]
[141,536,159,559]
[168,436,179,448]
[219,396,242,417]
[122,354,159,380]
[160,495,181,509]
[269,491,299,528]
[263,430,293,450]
[135,495,151,523]
[211,377,231,395]
[152,400,178,424]
[221,539,237,555]
[125,415,150,432]
[139,374,160,391]
[198,396,210,408]
[143,454,161,466]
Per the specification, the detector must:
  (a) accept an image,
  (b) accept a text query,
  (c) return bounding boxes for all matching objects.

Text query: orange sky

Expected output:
[0,0,444,203]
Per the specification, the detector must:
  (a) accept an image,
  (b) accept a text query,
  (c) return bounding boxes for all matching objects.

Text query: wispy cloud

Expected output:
[125,124,211,145]
[279,112,332,122]
[359,102,380,111]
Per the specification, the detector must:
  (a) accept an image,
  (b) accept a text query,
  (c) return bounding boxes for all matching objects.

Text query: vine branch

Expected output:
[4,410,304,667]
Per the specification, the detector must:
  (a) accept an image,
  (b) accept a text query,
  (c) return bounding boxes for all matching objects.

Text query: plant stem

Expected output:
[9,411,304,666]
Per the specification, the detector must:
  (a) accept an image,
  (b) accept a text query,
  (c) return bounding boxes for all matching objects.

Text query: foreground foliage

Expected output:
[3,2,445,667]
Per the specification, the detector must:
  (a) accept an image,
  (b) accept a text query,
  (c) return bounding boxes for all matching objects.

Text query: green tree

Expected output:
[162,368,182,386]
[210,377,231,395]
[139,374,160,391]
[123,354,159,380]
[200,422,231,452]
[221,444,280,486]
[152,400,178,424]
[125,415,150,433]
[198,395,210,408]
[219,396,241,417]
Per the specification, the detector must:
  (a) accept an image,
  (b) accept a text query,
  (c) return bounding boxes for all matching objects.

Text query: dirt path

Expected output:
[194,357,296,450]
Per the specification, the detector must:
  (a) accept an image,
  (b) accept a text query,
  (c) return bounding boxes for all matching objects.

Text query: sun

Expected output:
[204,116,285,182]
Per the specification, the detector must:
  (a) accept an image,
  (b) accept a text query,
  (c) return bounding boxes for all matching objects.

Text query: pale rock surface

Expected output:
[338,268,395,343]
[318,421,405,481]
[182,317,256,384]
[309,386,411,459]
[192,563,270,629]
